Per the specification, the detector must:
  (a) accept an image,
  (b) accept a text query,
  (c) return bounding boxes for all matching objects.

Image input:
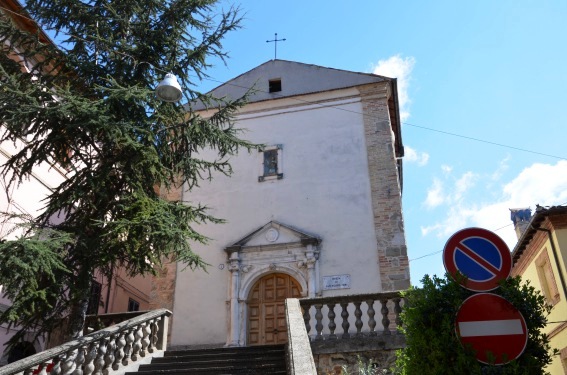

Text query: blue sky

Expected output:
[23,0,567,285]
[199,0,567,284]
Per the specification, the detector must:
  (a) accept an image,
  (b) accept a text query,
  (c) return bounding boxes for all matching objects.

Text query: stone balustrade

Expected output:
[299,292,404,341]
[0,309,171,375]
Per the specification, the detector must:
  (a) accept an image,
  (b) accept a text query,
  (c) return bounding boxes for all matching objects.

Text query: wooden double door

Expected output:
[247,273,302,345]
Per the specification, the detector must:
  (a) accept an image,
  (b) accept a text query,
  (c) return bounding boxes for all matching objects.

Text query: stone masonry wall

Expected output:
[314,349,399,374]
[359,83,410,291]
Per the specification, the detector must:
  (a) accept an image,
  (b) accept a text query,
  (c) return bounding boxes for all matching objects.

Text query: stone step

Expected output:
[126,344,287,375]
[163,344,285,358]
[128,368,287,375]
[134,357,285,370]
[152,353,285,364]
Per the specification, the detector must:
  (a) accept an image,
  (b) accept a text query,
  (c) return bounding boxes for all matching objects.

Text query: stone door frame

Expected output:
[224,221,321,346]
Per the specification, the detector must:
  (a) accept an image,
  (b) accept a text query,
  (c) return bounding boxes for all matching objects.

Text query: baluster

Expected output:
[60,349,77,375]
[302,306,311,336]
[150,318,160,350]
[83,341,98,375]
[314,304,323,341]
[50,355,62,375]
[113,331,126,370]
[394,297,403,332]
[141,322,151,356]
[367,299,377,336]
[327,303,337,339]
[146,319,155,353]
[93,337,108,375]
[103,335,116,375]
[381,298,391,335]
[72,346,85,375]
[340,302,350,339]
[36,361,50,375]
[354,301,363,336]
[53,355,65,375]
[122,328,135,365]
[131,324,144,361]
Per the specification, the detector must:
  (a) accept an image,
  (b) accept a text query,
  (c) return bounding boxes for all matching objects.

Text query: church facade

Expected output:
[160,60,410,348]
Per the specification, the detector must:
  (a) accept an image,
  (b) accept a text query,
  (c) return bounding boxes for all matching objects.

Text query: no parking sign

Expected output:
[443,227,512,292]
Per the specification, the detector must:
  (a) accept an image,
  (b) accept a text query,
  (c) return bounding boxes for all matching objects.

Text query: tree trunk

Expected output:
[64,276,92,341]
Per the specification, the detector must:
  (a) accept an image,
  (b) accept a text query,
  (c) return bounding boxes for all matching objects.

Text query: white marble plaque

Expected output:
[322,274,351,290]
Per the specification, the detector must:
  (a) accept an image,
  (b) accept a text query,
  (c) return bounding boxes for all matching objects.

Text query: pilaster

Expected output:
[359,82,410,291]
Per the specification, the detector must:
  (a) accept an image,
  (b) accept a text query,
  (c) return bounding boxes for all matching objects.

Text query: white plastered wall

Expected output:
[171,88,386,346]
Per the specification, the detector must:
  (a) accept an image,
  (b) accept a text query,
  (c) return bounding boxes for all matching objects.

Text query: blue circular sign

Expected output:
[443,227,511,291]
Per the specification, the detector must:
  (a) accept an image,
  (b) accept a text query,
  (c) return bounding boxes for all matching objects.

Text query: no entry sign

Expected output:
[443,227,511,291]
[456,293,528,365]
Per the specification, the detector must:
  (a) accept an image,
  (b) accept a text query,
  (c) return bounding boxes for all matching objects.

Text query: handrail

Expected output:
[298,291,401,306]
[0,308,171,375]
[285,298,317,375]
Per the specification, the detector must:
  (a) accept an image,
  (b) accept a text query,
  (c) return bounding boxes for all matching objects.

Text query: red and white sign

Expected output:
[455,293,528,365]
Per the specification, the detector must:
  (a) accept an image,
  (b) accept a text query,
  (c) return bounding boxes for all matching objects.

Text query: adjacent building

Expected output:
[157,60,410,348]
[0,0,151,363]
[511,205,567,374]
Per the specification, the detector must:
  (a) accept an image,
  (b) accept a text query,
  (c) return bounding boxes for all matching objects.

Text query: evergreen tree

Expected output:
[394,275,558,375]
[0,0,255,343]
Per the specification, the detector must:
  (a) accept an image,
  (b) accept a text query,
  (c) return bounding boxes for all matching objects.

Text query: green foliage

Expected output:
[341,356,383,375]
[393,275,558,375]
[0,0,257,343]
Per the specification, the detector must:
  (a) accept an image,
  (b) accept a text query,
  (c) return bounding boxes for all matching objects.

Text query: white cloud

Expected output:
[491,156,510,181]
[423,169,476,208]
[441,165,453,174]
[405,145,429,166]
[454,172,477,200]
[424,178,444,208]
[372,55,415,121]
[420,160,567,249]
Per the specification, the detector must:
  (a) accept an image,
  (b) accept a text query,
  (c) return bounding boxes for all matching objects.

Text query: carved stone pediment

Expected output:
[224,221,321,254]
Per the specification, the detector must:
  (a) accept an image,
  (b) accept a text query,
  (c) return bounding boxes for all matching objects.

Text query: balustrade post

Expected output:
[122,328,135,366]
[381,299,390,335]
[354,301,363,337]
[95,337,109,375]
[83,341,98,375]
[131,324,144,361]
[73,347,85,375]
[50,356,62,375]
[314,304,323,341]
[340,302,350,339]
[394,297,403,333]
[141,321,151,356]
[302,305,311,337]
[156,315,169,350]
[103,336,116,375]
[35,363,49,375]
[60,349,77,375]
[366,299,377,336]
[113,331,126,371]
[327,303,337,339]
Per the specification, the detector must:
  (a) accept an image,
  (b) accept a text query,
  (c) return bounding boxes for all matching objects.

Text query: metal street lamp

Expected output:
[156,73,182,102]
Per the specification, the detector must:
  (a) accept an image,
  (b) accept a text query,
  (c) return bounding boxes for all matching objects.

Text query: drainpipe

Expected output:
[534,227,567,301]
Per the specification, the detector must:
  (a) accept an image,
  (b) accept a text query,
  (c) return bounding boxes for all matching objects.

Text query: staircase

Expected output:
[125,344,288,375]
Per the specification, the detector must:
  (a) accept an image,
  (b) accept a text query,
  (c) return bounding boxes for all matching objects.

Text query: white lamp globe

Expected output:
[156,73,182,102]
